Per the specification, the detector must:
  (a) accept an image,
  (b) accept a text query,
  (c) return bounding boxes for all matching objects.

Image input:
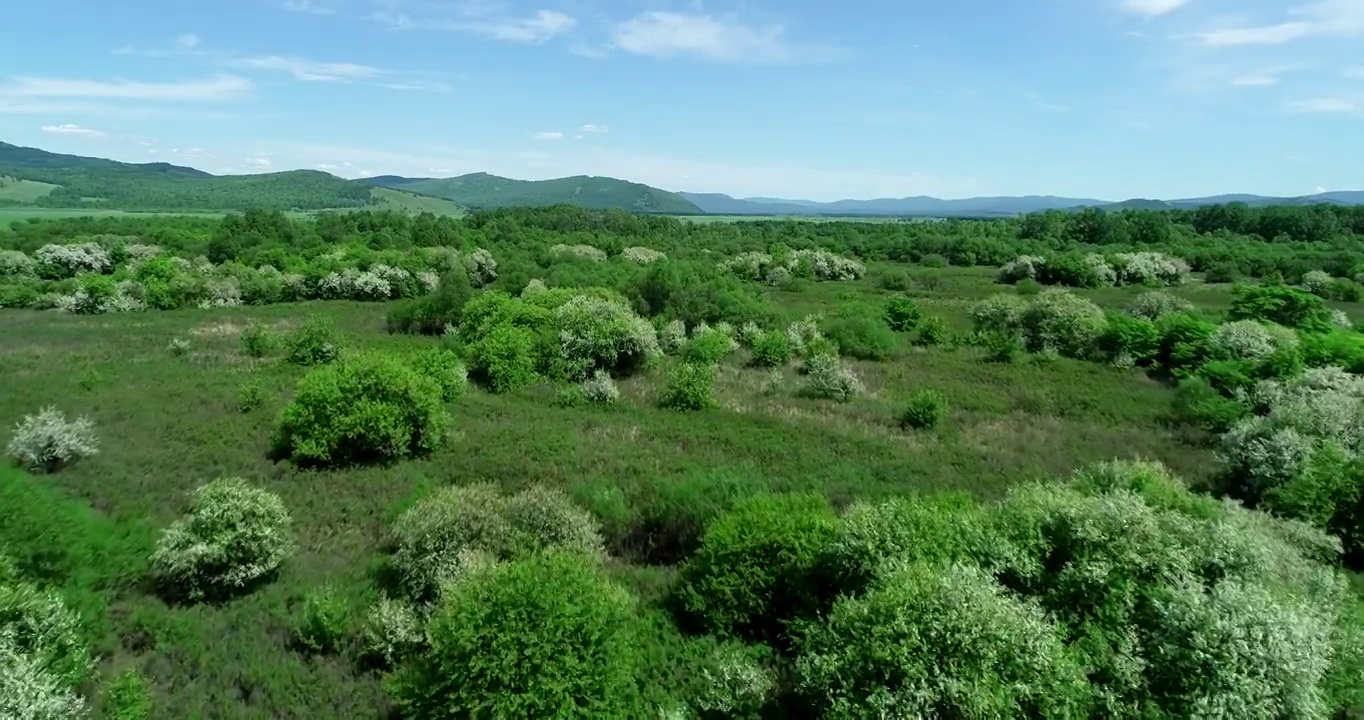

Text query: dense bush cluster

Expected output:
[719,248,865,283]
[999,251,1190,288]
[5,406,98,472]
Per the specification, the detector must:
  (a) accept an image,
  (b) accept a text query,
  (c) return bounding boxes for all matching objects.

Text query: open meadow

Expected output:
[2,204,1364,718]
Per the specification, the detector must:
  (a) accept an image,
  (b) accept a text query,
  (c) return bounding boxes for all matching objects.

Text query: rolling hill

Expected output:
[368,187,466,216]
[365,172,703,214]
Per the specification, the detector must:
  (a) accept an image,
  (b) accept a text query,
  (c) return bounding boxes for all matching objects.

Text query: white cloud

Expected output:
[371,8,575,44]
[1229,65,1305,87]
[570,43,610,59]
[40,123,106,138]
[1316,185,1329,193]
[176,34,201,49]
[579,123,608,133]
[532,131,564,140]
[380,79,452,92]
[1285,96,1359,113]
[612,12,827,64]
[233,56,382,82]
[244,157,273,167]
[283,0,334,14]
[0,74,251,101]
[1197,0,1364,46]
[1117,0,1190,18]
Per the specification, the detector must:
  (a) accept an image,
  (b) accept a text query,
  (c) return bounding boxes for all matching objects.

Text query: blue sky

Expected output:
[0,0,1361,201]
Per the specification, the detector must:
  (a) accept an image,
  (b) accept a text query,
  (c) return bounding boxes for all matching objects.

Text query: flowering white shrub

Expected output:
[1083,253,1117,286]
[1219,418,1316,498]
[362,597,425,667]
[5,406,98,472]
[0,642,87,720]
[998,255,1046,283]
[1127,291,1194,320]
[422,246,464,273]
[124,243,162,261]
[151,477,295,601]
[580,370,620,405]
[1208,320,1281,361]
[1018,289,1107,357]
[1111,251,1190,286]
[317,269,391,301]
[521,278,548,296]
[621,246,666,264]
[694,641,776,715]
[787,315,824,356]
[691,322,740,354]
[555,295,662,380]
[388,483,603,602]
[803,353,863,402]
[658,319,686,354]
[550,244,608,262]
[764,265,793,286]
[198,278,243,309]
[0,250,34,277]
[167,338,191,356]
[1330,309,1353,329]
[416,270,440,293]
[1301,270,1334,297]
[971,294,1027,334]
[718,252,773,281]
[786,248,865,281]
[0,575,92,720]
[736,322,763,347]
[463,248,498,287]
[33,243,110,278]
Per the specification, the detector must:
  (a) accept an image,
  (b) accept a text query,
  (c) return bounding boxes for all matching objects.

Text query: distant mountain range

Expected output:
[1,140,1361,217]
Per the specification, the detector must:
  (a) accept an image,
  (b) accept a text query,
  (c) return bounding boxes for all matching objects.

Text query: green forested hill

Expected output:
[365,172,703,213]
[0,142,372,211]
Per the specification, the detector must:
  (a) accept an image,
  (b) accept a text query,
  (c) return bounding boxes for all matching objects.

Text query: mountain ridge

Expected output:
[2,140,1362,216]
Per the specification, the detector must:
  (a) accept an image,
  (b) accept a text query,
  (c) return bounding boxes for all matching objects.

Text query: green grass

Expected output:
[0,267,1263,718]
[368,187,466,216]
[0,176,59,203]
[675,214,913,223]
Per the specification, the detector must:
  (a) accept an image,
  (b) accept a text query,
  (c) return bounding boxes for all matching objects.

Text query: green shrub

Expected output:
[1019,289,1107,358]
[659,361,716,411]
[821,310,899,361]
[747,330,792,367]
[409,347,468,402]
[677,493,838,643]
[877,269,913,292]
[274,351,449,466]
[467,324,539,393]
[239,322,278,358]
[1229,283,1331,331]
[883,295,921,332]
[388,483,603,603]
[913,315,949,346]
[293,584,351,654]
[1172,376,1248,433]
[823,493,983,596]
[1155,312,1218,373]
[802,354,863,402]
[898,388,948,430]
[386,269,474,335]
[285,314,343,366]
[100,667,153,720]
[1099,313,1160,365]
[236,381,265,413]
[794,562,1090,719]
[150,477,294,602]
[388,550,642,719]
[683,327,738,365]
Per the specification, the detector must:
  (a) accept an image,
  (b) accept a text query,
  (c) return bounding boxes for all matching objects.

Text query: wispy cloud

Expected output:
[579,123,608,133]
[41,123,106,138]
[1229,64,1306,87]
[233,55,382,82]
[0,74,251,101]
[570,43,610,59]
[371,6,575,44]
[1196,0,1364,46]
[532,131,564,140]
[1285,96,1360,114]
[283,0,334,15]
[611,12,836,64]
[244,157,273,167]
[381,79,452,92]
[1023,92,1069,112]
[176,34,201,49]
[1116,0,1190,18]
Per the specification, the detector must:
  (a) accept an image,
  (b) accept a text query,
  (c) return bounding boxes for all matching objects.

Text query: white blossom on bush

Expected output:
[1083,253,1117,286]
[1111,252,1189,286]
[621,246,666,264]
[581,370,620,405]
[718,252,773,281]
[150,477,295,601]
[1127,291,1194,320]
[765,265,793,286]
[1018,289,1107,358]
[5,406,98,472]
[1300,270,1334,297]
[694,642,776,715]
[0,250,34,277]
[550,244,608,262]
[416,271,440,293]
[1330,309,1353,329]
[123,243,163,261]
[33,243,110,278]
[197,278,243,309]
[804,353,863,402]
[1208,320,1281,361]
[658,319,687,354]
[555,295,662,379]
[787,315,825,356]
[998,255,1046,284]
[362,597,426,666]
[971,294,1027,334]
[1219,418,1315,497]
[0,641,87,720]
[786,248,866,281]
[464,248,498,287]
[521,278,549,297]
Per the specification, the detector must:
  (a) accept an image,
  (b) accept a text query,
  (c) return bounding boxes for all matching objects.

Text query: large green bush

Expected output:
[388,550,642,719]
[795,562,1091,719]
[1018,289,1107,358]
[677,493,838,643]
[388,483,603,603]
[823,493,983,595]
[386,269,474,335]
[150,477,294,601]
[285,314,343,366]
[274,351,449,466]
[821,309,900,361]
[659,361,717,411]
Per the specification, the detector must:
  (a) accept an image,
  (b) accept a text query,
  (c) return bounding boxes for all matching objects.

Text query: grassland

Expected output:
[0,176,58,203]
[0,263,1259,717]
[368,187,466,216]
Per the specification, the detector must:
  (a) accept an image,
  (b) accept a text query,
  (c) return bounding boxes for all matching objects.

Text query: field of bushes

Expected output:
[2,203,1364,718]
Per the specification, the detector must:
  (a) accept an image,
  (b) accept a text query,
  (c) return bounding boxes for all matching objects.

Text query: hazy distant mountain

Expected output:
[367,172,702,214]
[681,192,1110,217]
